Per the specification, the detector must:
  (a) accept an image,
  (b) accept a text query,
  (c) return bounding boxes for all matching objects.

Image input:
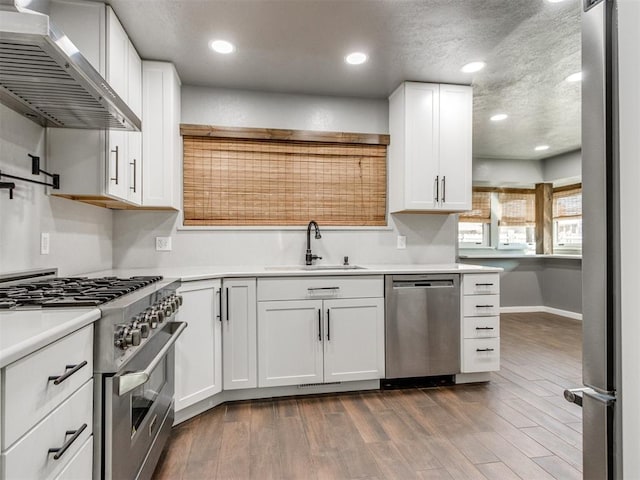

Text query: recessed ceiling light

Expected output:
[345,52,368,65]
[490,113,508,122]
[209,39,235,54]
[461,61,486,73]
[565,71,583,82]
[535,145,550,151]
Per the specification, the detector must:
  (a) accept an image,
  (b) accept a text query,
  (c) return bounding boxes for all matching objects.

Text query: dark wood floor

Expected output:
[153,312,583,480]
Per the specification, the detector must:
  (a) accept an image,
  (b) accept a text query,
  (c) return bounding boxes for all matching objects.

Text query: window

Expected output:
[181,126,389,227]
[458,191,491,246]
[497,191,535,250]
[553,184,582,252]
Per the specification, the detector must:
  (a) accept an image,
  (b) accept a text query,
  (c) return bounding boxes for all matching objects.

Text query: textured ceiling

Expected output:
[104,0,581,160]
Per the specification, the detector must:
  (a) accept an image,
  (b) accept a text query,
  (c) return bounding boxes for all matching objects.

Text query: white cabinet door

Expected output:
[175,280,222,412]
[404,82,440,210]
[142,62,182,209]
[438,84,472,211]
[106,7,128,102]
[257,300,324,388]
[323,297,385,382]
[223,278,257,390]
[127,41,142,118]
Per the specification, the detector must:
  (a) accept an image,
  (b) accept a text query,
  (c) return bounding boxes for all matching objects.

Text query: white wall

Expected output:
[543,149,581,184]
[472,157,544,187]
[0,104,113,276]
[113,87,457,268]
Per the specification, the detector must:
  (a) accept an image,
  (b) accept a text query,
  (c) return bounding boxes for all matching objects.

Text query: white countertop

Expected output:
[459,254,582,260]
[0,308,100,368]
[83,263,502,282]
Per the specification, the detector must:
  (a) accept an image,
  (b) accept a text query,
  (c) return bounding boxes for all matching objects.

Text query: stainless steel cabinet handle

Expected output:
[129,158,137,192]
[327,309,331,341]
[476,304,495,308]
[110,145,119,184]
[116,322,187,395]
[441,176,446,203]
[475,327,494,330]
[317,309,322,341]
[307,287,340,291]
[476,348,495,352]
[216,289,221,322]
[475,283,494,286]
[48,423,87,460]
[48,360,88,385]
[434,175,439,202]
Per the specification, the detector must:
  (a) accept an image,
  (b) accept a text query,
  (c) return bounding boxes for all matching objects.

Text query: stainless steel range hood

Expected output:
[0,6,141,130]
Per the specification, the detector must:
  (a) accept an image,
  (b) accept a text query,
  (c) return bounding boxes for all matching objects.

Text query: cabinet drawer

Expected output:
[258,276,383,301]
[463,316,500,339]
[3,325,93,448]
[54,436,93,480]
[463,295,500,317]
[2,380,93,480]
[462,338,500,373]
[463,274,500,295]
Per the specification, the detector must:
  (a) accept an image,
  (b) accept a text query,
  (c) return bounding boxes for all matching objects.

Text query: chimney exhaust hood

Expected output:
[0,6,141,130]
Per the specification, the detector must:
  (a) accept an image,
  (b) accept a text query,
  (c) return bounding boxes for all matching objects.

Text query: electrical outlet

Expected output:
[397,235,407,249]
[155,236,172,251]
[41,232,50,255]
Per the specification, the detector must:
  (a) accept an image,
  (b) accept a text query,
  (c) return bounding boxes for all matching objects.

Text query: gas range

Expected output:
[0,268,186,480]
[0,274,164,310]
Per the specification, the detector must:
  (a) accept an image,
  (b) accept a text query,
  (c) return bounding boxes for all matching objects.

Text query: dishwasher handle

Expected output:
[393,279,455,289]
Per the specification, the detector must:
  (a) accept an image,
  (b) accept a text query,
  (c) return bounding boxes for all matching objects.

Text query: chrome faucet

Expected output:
[305,220,323,265]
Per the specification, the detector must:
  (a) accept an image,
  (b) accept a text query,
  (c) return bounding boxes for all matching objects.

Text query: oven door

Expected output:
[104,322,186,480]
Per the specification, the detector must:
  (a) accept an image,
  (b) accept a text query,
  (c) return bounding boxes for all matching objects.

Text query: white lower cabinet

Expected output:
[54,436,93,480]
[257,276,385,388]
[223,278,258,390]
[461,273,501,374]
[175,279,222,413]
[258,300,324,387]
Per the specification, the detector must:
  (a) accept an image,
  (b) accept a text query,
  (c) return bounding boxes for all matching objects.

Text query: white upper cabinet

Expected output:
[142,62,182,209]
[388,81,472,213]
[48,1,144,208]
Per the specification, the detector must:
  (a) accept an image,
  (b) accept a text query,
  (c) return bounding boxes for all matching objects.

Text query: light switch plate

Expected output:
[156,236,172,251]
[40,233,50,255]
[397,235,407,249]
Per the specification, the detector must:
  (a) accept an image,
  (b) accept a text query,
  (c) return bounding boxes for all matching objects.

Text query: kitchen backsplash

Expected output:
[0,104,113,276]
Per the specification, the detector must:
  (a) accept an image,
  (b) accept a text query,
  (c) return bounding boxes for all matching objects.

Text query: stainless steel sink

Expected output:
[264,265,367,271]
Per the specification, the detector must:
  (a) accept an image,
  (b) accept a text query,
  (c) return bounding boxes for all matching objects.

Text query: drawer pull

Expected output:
[318,309,322,342]
[475,327,494,330]
[476,348,495,352]
[476,305,494,308]
[327,309,331,341]
[48,423,87,460]
[308,287,340,291]
[48,360,88,385]
[475,283,494,286]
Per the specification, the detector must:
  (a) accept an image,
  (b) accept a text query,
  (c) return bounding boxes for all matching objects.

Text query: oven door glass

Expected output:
[130,355,167,437]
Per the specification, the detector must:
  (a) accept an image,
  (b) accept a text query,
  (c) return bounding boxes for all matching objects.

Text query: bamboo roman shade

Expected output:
[498,191,535,226]
[182,133,387,226]
[553,185,582,220]
[459,191,491,223]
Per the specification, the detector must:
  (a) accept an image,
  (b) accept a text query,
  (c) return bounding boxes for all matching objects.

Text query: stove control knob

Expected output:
[130,328,141,346]
[139,322,150,338]
[172,297,180,312]
[115,326,130,350]
[156,309,165,323]
[163,301,173,317]
[149,312,159,328]
[177,294,183,306]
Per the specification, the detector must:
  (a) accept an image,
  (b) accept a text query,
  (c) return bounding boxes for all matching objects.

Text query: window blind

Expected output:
[498,191,535,226]
[183,136,387,226]
[553,185,582,220]
[459,191,491,223]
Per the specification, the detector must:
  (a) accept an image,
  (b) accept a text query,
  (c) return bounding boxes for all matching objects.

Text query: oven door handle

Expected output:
[115,321,187,396]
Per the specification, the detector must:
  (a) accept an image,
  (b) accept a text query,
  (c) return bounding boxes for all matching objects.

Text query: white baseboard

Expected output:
[500,305,582,321]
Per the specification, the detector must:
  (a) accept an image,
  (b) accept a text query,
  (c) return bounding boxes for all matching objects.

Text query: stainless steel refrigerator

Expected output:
[563,1,620,478]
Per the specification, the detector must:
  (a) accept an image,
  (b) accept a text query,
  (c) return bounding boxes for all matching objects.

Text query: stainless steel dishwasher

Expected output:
[385,274,460,380]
